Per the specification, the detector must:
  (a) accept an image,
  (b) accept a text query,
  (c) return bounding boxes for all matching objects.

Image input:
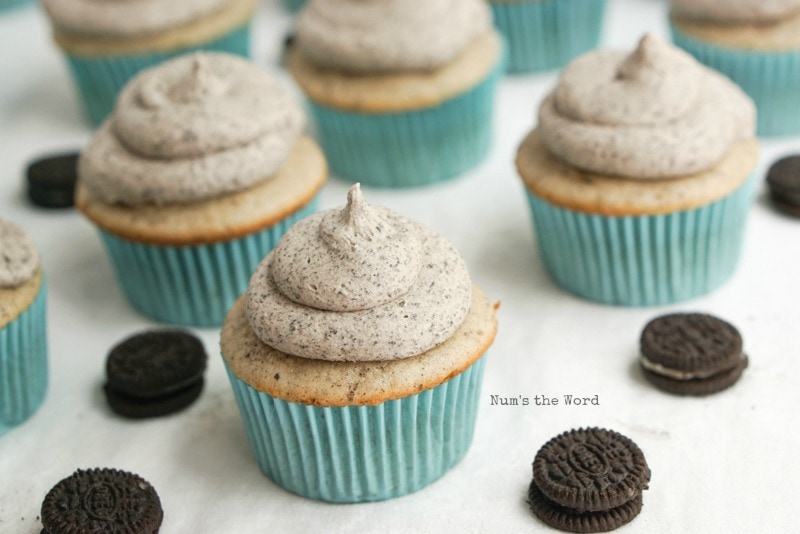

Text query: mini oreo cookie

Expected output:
[105,329,207,418]
[529,427,650,533]
[639,312,748,396]
[766,156,800,217]
[26,151,79,209]
[41,468,163,533]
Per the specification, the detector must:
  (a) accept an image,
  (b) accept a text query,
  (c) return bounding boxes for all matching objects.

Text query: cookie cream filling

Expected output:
[671,0,800,24]
[40,0,233,36]
[639,354,744,380]
[537,34,755,179]
[247,184,473,362]
[0,218,39,288]
[294,0,492,73]
[79,53,304,207]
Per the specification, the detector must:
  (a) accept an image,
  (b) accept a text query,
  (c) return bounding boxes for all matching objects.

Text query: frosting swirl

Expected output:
[671,0,800,24]
[537,34,755,179]
[247,185,473,362]
[0,219,40,288]
[295,0,492,73]
[79,53,305,206]
[40,0,232,36]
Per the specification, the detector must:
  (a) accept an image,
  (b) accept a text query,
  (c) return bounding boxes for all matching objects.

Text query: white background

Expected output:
[1,1,798,532]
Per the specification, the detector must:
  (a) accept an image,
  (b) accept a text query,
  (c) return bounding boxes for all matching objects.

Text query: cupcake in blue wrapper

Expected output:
[288,0,504,188]
[489,0,607,74]
[221,185,498,502]
[1,219,48,436]
[75,53,327,327]
[282,0,306,12]
[0,0,32,12]
[669,0,800,136]
[516,34,759,306]
[40,0,256,126]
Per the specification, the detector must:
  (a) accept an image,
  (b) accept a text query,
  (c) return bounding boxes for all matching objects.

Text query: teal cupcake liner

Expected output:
[308,51,504,188]
[525,175,757,306]
[65,24,251,126]
[282,0,306,12]
[0,0,33,12]
[97,198,317,327]
[224,356,487,503]
[671,27,800,137]
[490,0,606,74]
[1,281,47,436]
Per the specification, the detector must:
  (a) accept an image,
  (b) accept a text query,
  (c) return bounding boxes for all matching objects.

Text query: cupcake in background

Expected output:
[76,52,327,327]
[40,0,256,126]
[488,0,607,74]
[221,185,498,502]
[516,34,758,306]
[670,0,800,136]
[1,219,48,435]
[288,0,504,188]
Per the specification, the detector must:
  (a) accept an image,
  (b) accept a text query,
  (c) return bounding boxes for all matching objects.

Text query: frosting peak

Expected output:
[538,34,755,179]
[295,0,492,73]
[79,53,305,206]
[0,219,39,288]
[247,185,472,361]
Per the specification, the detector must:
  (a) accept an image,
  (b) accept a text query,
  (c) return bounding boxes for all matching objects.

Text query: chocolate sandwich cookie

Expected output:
[639,312,748,396]
[766,156,800,217]
[26,151,79,209]
[529,427,650,533]
[104,329,207,418]
[41,468,163,533]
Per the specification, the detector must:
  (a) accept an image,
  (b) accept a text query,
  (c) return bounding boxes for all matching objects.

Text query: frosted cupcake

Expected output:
[488,0,607,74]
[670,0,800,136]
[516,34,758,306]
[0,0,32,12]
[288,0,504,188]
[221,185,498,502]
[282,0,306,12]
[1,219,47,435]
[76,53,327,327]
[40,0,255,126]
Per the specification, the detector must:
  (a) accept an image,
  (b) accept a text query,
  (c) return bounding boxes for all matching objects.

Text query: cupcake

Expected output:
[288,0,504,188]
[516,34,758,306]
[40,0,256,126]
[488,0,607,74]
[282,0,306,12]
[0,0,32,12]
[221,185,498,502]
[76,52,327,327]
[670,0,800,136]
[0,219,48,435]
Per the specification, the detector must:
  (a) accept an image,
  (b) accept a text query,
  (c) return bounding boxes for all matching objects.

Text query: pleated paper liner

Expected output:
[1,281,47,435]
[525,174,757,306]
[672,27,800,137]
[308,51,504,188]
[225,356,487,503]
[97,198,317,327]
[490,0,606,74]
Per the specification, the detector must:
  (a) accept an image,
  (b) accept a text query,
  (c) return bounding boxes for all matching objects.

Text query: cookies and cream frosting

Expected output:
[247,184,473,362]
[0,219,39,288]
[79,53,304,207]
[40,0,232,36]
[537,34,755,179]
[671,0,800,24]
[294,0,492,73]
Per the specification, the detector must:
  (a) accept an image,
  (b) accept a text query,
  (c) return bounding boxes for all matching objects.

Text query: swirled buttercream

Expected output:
[79,53,304,206]
[671,0,800,24]
[537,34,755,179]
[247,184,473,361]
[40,0,232,36]
[0,219,39,288]
[294,0,492,73]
